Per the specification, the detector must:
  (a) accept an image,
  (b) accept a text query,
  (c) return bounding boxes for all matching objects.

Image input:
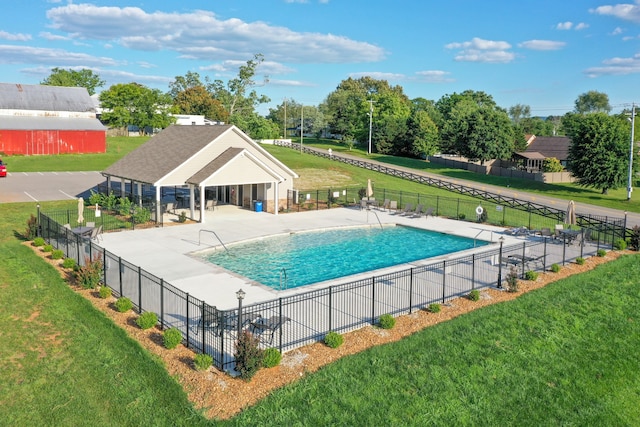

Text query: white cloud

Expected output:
[0,31,31,41]
[612,26,624,35]
[0,44,120,66]
[415,70,455,83]
[556,21,574,30]
[445,38,514,63]
[519,40,566,51]
[39,31,70,41]
[348,71,405,80]
[200,59,295,76]
[45,3,384,64]
[584,52,640,77]
[575,22,589,30]
[591,1,640,24]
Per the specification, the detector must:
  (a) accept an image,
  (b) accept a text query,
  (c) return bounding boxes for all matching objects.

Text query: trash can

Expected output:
[255,200,263,212]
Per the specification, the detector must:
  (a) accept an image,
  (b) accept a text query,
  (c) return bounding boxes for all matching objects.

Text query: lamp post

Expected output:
[367,99,374,155]
[236,288,246,337]
[497,236,505,289]
[627,103,636,201]
[300,105,304,154]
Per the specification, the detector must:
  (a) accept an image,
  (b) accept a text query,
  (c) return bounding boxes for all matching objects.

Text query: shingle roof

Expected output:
[0,83,95,112]
[187,147,244,185]
[0,115,105,131]
[525,136,571,161]
[102,124,233,184]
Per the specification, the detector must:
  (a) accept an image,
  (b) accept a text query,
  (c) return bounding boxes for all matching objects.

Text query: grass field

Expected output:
[2,138,640,425]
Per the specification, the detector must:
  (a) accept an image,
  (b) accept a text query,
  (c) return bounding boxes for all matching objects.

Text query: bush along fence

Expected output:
[275,140,629,243]
[38,207,609,372]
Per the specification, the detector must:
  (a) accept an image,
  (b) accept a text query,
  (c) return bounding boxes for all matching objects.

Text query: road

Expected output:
[1,166,638,228]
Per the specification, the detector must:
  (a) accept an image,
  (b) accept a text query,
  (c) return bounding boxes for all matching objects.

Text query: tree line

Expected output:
[41,59,635,195]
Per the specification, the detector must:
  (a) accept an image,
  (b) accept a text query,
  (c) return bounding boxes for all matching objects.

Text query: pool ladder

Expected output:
[198,229,229,251]
[473,229,494,247]
[279,268,288,290]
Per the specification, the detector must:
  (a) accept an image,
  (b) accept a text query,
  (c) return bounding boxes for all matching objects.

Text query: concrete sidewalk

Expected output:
[99,206,514,310]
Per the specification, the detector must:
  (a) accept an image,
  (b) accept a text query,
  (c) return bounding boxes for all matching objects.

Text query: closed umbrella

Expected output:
[565,200,576,225]
[77,197,84,224]
[366,179,373,199]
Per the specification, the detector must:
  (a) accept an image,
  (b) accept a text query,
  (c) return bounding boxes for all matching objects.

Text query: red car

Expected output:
[0,160,6,177]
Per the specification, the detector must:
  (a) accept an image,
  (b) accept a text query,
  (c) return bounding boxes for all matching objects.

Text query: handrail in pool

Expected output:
[198,229,229,251]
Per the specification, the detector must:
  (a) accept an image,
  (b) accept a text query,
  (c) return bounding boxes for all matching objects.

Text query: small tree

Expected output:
[542,157,564,172]
[234,330,263,380]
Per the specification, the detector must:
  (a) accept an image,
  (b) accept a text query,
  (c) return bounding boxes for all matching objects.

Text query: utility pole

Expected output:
[283,98,287,138]
[628,103,636,200]
[367,99,375,155]
[300,105,304,153]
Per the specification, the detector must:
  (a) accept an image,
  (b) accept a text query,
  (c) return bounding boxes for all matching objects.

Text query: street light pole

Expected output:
[300,105,303,154]
[367,99,374,155]
[627,103,636,201]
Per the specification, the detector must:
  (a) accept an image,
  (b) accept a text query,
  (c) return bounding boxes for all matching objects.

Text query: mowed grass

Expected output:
[2,141,640,425]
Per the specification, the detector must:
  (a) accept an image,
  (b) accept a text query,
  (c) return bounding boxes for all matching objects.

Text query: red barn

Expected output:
[0,83,106,155]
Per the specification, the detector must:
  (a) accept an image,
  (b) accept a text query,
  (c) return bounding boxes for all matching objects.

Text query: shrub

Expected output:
[428,303,441,313]
[457,213,466,220]
[25,214,38,240]
[613,238,627,251]
[76,256,103,289]
[62,258,76,269]
[163,328,182,350]
[597,249,607,257]
[194,353,213,371]
[524,270,539,281]
[550,263,561,273]
[178,211,187,223]
[378,313,396,330]
[43,244,53,253]
[117,197,132,216]
[324,331,344,348]
[136,311,158,330]
[234,330,263,380]
[98,286,112,299]
[33,237,45,247]
[575,257,586,265]
[262,348,282,368]
[51,249,64,260]
[132,205,151,224]
[115,296,133,313]
[468,289,480,301]
[505,266,519,292]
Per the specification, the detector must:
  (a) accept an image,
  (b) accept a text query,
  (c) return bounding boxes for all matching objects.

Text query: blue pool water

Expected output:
[202,226,486,290]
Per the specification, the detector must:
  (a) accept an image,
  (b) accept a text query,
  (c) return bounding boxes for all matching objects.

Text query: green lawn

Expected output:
[2,202,639,425]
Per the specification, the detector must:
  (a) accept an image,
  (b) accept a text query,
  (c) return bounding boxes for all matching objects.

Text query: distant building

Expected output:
[0,83,106,155]
[514,135,571,171]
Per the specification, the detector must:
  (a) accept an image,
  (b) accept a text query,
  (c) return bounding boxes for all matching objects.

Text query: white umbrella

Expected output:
[565,200,576,225]
[77,197,84,224]
[366,179,373,199]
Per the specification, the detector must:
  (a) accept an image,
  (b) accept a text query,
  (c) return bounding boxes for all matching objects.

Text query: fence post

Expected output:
[528,204,532,229]
[160,279,165,330]
[442,261,446,303]
[201,301,206,355]
[497,238,504,289]
[328,286,333,331]
[521,242,526,278]
[471,254,476,290]
[371,277,376,325]
[118,257,123,297]
[436,196,439,216]
[103,250,107,287]
[185,293,190,348]
[580,229,585,258]
[562,238,567,265]
[408,268,414,314]
[138,266,142,311]
[543,238,547,271]
[456,199,460,220]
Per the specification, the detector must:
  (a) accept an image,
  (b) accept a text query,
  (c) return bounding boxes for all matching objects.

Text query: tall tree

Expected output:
[574,90,611,114]
[99,83,175,134]
[508,104,531,125]
[440,99,514,163]
[167,71,205,100]
[41,67,105,95]
[567,113,629,194]
[207,54,270,120]
[173,86,228,122]
[404,110,439,159]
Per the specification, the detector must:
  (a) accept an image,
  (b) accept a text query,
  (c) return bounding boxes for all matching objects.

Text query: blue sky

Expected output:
[2,1,640,116]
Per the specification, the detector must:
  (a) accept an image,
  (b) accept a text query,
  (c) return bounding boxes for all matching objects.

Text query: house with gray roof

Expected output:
[102,124,298,222]
[514,135,571,171]
[0,83,106,155]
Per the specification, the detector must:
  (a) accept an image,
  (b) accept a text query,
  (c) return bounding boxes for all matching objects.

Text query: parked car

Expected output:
[0,159,6,177]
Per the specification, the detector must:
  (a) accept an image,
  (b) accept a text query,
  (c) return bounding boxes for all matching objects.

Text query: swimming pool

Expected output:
[201,225,488,290]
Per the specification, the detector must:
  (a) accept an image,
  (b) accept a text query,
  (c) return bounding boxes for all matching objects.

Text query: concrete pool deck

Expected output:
[98,205,527,310]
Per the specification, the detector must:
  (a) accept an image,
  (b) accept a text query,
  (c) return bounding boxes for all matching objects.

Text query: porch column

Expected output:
[199,185,206,224]
[274,180,279,215]
[155,186,161,223]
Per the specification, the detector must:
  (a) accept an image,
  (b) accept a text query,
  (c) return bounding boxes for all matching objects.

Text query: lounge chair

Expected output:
[540,227,552,238]
[380,199,390,211]
[86,221,95,228]
[88,225,102,242]
[411,204,424,218]
[249,315,291,345]
[395,203,413,215]
[423,207,435,218]
[389,201,398,212]
[195,307,223,336]
[506,226,529,236]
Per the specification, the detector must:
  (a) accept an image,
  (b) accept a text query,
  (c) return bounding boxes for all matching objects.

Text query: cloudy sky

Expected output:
[2,0,640,116]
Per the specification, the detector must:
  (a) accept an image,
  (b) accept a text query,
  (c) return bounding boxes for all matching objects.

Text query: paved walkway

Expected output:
[99,205,525,310]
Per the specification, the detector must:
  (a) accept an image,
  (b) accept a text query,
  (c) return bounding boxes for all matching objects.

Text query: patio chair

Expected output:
[249,315,291,345]
[88,225,102,242]
[394,203,413,215]
[423,207,435,218]
[380,199,390,211]
[205,199,216,210]
[411,204,424,218]
[360,199,368,210]
[86,221,95,228]
[195,307,223,336]
[540,227,552,238]
[389,200,398,212]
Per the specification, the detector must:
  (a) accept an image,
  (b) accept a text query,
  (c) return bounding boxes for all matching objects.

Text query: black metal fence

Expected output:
[39,207,609,372]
